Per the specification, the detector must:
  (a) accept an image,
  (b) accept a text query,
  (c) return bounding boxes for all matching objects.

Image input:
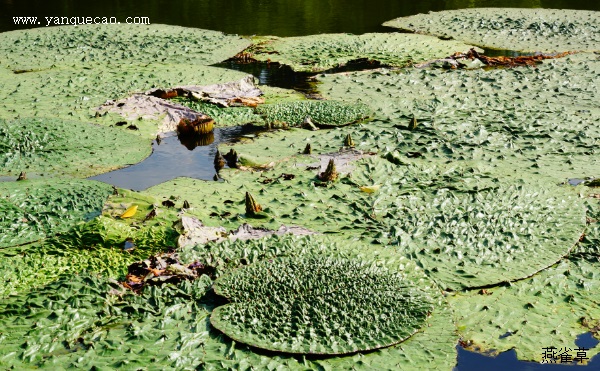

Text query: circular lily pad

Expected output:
[0,178,112,248]
[383,8,600,52]
[256,100,371,127]
[0,24,250,70]
[211,255,433,355]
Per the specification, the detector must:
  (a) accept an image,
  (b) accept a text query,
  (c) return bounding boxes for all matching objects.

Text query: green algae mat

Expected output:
[383,8,600,52]
[249,32,478,72]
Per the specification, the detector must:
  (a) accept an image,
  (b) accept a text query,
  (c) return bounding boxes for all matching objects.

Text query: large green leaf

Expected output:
[318,53,600,180]
[0,178,112,248]
[0,24,250,70]
[212,253,435,354]
[448,256,600,362]
[0,64,250,138]
[256,100,372,127]
[0,117,150,177]
[383,8,600,52]
[381,184,585,290]
[250,33,477,72]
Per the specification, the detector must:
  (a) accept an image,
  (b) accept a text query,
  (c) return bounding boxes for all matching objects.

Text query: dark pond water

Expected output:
[2,0,600,35]
[456,333,600,370]
[88,125,263,191]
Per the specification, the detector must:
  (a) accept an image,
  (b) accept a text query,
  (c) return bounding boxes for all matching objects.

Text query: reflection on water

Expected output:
[2,0,600,35]
[88,125,262,191]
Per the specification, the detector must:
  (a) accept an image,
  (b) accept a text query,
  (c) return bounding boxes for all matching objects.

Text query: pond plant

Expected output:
[0,8,599,369]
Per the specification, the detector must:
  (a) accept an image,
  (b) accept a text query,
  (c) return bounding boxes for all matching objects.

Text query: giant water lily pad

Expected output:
[256,100,372,127]
[381,184,585,290]
[212,254,434,354]
[0,117,150,177]
[250,33,477,72]
[448,256,600,362]
[318,53,600,180]
[0,178,112,248]
[0,64,250,138]
[383,8,600,52]
[0,24,250,70]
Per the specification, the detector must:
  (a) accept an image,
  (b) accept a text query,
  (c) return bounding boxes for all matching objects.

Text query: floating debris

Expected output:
[177,117,215,135]
[142,208,157,222]
[302,116,319,131]
[162,200,176,208]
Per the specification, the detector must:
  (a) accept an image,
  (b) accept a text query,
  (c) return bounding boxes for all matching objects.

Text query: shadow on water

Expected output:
[87,124,264,191]
[455,333,600,370]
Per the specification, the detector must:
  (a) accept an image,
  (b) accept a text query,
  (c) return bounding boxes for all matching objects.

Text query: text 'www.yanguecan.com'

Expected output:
[13,16,150,27]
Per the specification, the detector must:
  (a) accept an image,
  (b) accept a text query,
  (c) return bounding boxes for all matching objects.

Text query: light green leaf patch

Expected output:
[250,32,478,72]
[0,24,250,70]
[0,64,251,138]
[0,117,150,177]
[381,184,585,290]
[0,178,112,249]
[383,8,600,52]
[448,257,600,362]
[212,255,434,355]
[256,100,372,127]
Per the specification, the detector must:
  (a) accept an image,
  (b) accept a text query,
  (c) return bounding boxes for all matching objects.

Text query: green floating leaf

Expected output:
[250,33,477,72]
[384,8,600,52]
[0,117,150,177]
[0,24,250,70]
[0,178,112,248]
[382,184,586,290]
[211,254,434,355]
[257,100,372,127]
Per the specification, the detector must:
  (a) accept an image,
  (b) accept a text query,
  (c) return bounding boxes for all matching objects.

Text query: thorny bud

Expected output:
[343,133,355,147]
[214,150,225,171]
[245,192,263,216]
[318,159,338,182]
[303,143,312,155]
[224,149,238,168]
[409,115,418,130]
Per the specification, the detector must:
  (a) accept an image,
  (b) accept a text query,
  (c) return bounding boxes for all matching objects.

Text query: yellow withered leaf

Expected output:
[359,185,381,193]
[120,205,138,219]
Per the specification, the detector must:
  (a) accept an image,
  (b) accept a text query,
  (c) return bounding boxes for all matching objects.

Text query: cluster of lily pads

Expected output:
[1,7,600,370]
